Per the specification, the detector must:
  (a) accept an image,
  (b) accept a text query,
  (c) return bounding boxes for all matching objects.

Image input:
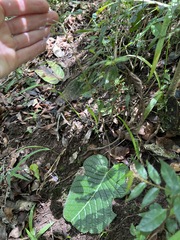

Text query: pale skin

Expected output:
[0,0,59,78]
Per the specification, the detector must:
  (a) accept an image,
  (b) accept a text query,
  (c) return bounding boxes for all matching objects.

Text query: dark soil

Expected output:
[0,120,170,240]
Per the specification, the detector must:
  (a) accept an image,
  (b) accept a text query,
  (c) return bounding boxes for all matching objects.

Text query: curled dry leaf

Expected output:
[8,224,24,239]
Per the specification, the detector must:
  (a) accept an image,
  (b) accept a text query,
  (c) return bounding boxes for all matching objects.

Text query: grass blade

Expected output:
[148,10,172,80]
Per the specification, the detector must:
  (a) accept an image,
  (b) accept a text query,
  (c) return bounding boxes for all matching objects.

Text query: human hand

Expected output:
[0,0,59,78]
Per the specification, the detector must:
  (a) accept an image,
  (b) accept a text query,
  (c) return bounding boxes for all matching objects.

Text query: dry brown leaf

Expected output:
[170,163,180,172]
[138,121,155,140]
[9,150,20,168]
[156,137,176,151]
[8,224,24,239]
[3,207,13,222]
[41,123,56,130]
[109,146,130,162]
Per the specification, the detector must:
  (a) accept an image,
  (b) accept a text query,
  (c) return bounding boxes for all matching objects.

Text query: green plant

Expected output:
[129,160,180,239]
[0,146,49,187]
[63,154,128,234]
[49,0,179,129]
[25,205,54,240]
[62,1,180,238]
[63,154,180,238]
[118,116,140,160]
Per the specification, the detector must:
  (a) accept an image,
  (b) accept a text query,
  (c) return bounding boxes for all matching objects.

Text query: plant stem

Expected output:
[166,60,180,97]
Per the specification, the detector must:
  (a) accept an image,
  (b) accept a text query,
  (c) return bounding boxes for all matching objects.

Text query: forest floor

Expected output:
[0,1,179,240]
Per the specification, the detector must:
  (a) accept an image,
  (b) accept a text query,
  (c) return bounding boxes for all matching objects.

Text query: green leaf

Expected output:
[130,223,136,236]
[16,148,49,169]
[146,161,161,185]
[30,164,40,181]
[12,173,29,181]
[117,116,140,160]
[105,56,130,66]
[128,182,147,201]
[151,23,161,38]
[36,222,54,238]
[130,224,147,240]
[86,106,98,125]
[160,161,180,195]
[25,228,36,240]
[143,90,163,120]
[166,218,178,234]
[35,68,59,84]
[137,207,167,232]
[148,9,172,80]
[169,230,180,240]
[47,61,65,79]
[28,205,36,233]
[174,197,180,224]
[127,54,160,88]
[149,203,162,211]
[126,171,134,193]
[63,154,128,234]
[135,161,147,180]
[35,61,64,85]
[141,187,160,209]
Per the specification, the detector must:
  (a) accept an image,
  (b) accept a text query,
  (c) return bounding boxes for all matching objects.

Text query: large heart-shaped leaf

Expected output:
[63,154,128,234]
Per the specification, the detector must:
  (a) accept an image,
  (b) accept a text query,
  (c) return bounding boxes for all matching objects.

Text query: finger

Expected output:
[7,11,58,35]
[0,22,15,49]
[15,39,46,68]
[0,5,4,24]
[0,0,49,16]
[13,27,50,50]
[0,47,16,78]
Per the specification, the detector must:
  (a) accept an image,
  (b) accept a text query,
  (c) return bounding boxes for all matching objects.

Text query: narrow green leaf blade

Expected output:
[28,205,36,234]
[86,106,98,125]
[141,187,159,209]
[148,10,172,80]
[12,173,29,181]
[128,182,147,201]
[146,161,161,185]
[36,222,54,238]
[137,207,167,232]
[118,116,140,160]
[105,56,130,66]
[25,229,36,240]
[143,90,163,120]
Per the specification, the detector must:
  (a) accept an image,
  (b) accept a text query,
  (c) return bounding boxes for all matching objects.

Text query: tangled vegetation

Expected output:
[0,0,179,239]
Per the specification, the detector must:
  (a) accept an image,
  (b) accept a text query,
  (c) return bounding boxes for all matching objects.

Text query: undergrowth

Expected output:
[1,0,179,239]
[61,0,180,239]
